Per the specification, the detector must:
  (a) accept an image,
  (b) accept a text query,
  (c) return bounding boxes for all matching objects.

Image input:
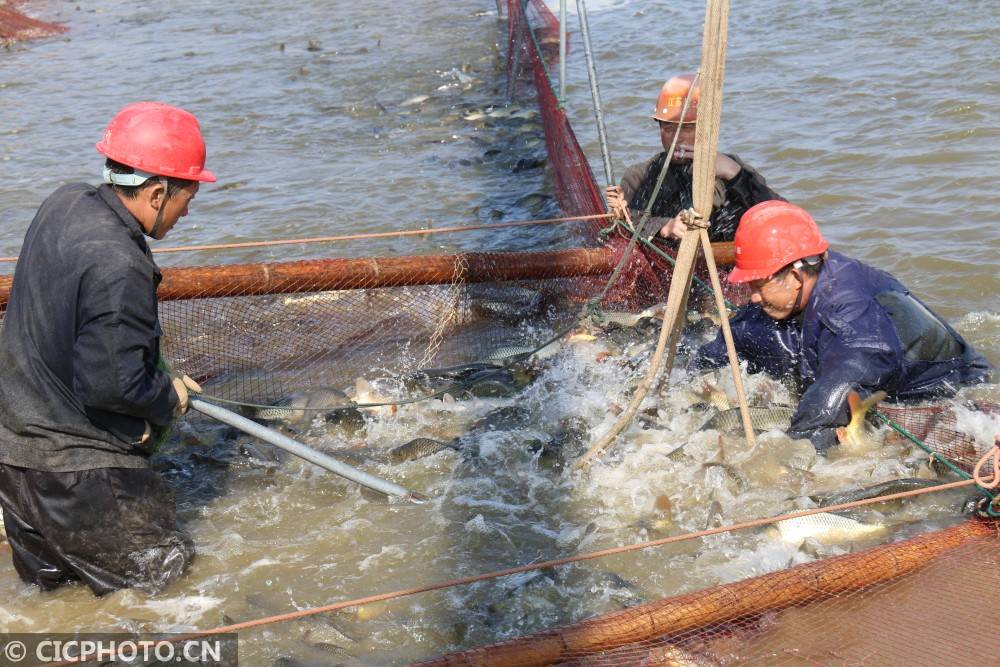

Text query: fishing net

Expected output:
[416,518,1000,667]
[0,1,997,664]
[413,2,1000,665]
[0,1,66,42]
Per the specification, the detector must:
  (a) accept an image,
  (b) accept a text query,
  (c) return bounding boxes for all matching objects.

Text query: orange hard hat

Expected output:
[96,102,216,183]
[652,74,699,123]
[728,201,829,283]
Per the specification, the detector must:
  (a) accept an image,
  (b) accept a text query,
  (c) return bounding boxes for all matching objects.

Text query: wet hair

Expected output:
[105,159,194,200]
[774,253,825,280]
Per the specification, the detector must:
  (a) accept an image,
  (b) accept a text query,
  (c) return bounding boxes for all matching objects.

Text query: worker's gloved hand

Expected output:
[171,374,203,415]
[605,185,627,220]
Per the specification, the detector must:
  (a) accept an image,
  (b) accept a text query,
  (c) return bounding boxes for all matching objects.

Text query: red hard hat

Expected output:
[652,74,699,123]
[96,102,216,183]
[728,201,829,283]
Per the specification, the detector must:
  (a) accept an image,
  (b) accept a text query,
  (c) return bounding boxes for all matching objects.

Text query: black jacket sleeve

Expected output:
[73,263,177,430]
[788,338,898,451]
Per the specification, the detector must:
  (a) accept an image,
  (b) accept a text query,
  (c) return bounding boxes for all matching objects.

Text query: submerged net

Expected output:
[0,1,66,42]
[416,518,1000,666]
[0,1,996,664]
[416,2,1000,665]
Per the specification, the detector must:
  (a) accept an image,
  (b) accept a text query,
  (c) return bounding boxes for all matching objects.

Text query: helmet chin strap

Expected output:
[148,177,170,239]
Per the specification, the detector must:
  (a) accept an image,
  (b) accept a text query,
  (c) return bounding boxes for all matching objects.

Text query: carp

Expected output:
[253,388,357,424]
[590,303,666,330]
[770,512,886,547]
[813,477,940,507]
[388,438,459,464]
[835,390,888,454]
[699,406,796,434]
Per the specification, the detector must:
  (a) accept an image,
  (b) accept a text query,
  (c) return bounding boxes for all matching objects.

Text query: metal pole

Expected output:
[576,0,614,186]
[190,399,426,503]
[559,0,567,103]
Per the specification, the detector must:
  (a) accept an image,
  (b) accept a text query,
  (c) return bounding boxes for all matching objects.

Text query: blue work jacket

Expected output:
[693,251,992,449]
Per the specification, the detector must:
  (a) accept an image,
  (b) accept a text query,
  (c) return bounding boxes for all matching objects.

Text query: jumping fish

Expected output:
[771,512,886,547]
[590,303,666,329]
[699,407,796,434]
[835,390,888,453]
[253,388,354,423]
[388,438,459,464]
[353,377,398,417]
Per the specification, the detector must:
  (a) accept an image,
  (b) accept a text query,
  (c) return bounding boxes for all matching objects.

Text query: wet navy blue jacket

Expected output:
[693,251,992,449]
[0,183,178,472]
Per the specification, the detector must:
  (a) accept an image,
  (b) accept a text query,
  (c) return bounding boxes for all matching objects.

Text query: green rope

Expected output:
[874,409,999,515]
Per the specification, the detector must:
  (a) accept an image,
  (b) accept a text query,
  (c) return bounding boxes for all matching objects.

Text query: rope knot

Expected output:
[679,208,709,230]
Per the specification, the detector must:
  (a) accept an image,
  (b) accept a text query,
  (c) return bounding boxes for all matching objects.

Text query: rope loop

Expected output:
[973,439,1000,490]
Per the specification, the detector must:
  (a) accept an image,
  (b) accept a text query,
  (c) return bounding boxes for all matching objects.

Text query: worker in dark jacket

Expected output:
[693,200,992,451]
[0,102,213,595]
[606,73,782,243]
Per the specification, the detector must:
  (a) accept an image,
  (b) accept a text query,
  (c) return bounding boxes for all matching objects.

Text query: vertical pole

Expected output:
[576,0,614,186]
[559,0,567,104]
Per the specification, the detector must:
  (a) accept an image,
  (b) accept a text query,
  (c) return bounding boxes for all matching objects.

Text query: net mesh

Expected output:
[0,1,996,664]
[0,1,66,42]
[417,519,1000,667]
[414,2,1000,665]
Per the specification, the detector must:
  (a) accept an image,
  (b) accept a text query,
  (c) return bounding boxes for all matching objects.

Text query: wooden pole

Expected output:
[575,0,751,467]
[0,243,735,310]
[414,519,996,667]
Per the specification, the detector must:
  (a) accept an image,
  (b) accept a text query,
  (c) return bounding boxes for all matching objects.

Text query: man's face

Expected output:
[149,181,199,239]
[748,270,803,320]
[659,120,697,162]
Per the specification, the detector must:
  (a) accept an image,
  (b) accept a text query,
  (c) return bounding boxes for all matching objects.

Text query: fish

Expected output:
[813,477,941,507]
[699,407,797,434]
[770,512,886,547]
[835,390,888,453]
[401,94,430,107]
[705,498,724,529]
[590,303,666,329]
[472,288,543,322]
[253,388,353,423]
[352,377,397,417]
[469,405,534,432]
[517,192,551,212]
[702,462,747,494]
[688,379,730,411]
[388,438,459,464]
[485,346,535,363]
[473,299,541,322]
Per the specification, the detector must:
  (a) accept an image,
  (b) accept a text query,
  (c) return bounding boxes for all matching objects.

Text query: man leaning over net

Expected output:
[691,201,993,451]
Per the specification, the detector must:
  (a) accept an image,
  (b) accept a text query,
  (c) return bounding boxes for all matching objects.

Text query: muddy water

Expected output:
[1,1,999,666]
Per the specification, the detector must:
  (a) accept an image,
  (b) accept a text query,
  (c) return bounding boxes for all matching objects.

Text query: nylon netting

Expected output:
[414,2,1000,666]
[416,519,1000,667]
[0,1,997,664]
[0,1,66,42]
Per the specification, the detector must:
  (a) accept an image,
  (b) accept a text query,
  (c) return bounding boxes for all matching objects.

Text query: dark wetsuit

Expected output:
[619,152,782,243]
[0,183,191,595]
[693,251,992,450]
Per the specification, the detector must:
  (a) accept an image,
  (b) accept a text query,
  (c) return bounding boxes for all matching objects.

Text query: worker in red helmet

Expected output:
[692,201,992,450]
[0,102,214,595]
[606,74,782,243]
